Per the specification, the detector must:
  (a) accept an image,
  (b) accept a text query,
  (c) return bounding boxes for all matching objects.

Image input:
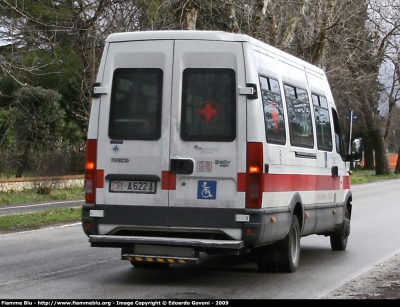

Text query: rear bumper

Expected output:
[90,234,245,265]
[82,204,291,249]
[89,234,244,249]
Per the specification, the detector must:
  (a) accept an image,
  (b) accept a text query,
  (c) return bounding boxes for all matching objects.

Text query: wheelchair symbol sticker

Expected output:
[197,180,217,200]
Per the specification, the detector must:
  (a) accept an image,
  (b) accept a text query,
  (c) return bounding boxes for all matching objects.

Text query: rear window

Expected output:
[109,68,163,140]
[181,68,236,142]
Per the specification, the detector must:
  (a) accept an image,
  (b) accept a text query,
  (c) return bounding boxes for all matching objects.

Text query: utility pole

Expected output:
[348,110,353,154]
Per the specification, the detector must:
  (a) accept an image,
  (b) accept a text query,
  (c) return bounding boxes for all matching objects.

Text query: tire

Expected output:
[330,205,350,251]
[276,215,301,273]
[330,235,348,251]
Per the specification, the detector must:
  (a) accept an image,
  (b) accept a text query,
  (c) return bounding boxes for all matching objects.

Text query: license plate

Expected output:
[110,180,156,193]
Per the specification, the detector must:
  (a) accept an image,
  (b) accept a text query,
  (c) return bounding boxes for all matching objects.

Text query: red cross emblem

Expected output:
[198,100,220,123]
[271,101,280,133]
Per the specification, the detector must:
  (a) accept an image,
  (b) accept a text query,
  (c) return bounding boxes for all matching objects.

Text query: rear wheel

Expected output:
[276,215,301,273]
[255,215,301,273]
[330,235,348,251]
[330,205,350,251]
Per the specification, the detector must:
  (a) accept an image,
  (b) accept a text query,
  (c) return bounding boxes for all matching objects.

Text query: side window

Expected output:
[332,108,346,160]
[259,76,286,145]
[312,94,332,151]
[284,84,314,148]
[109,68,163,140]
[181,68,236,142]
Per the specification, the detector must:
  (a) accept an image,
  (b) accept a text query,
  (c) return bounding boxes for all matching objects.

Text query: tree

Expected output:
[0,0,114,133]
[364,0,400,173]
[312,0,393,174]
[12,86,64,177]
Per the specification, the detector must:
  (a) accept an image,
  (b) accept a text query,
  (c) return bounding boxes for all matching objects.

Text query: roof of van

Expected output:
[105,30,324,73]
[106,30,249,43]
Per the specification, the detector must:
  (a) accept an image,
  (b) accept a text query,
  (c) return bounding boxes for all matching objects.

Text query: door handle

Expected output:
[170,159,194,174]
[331,166,338,178]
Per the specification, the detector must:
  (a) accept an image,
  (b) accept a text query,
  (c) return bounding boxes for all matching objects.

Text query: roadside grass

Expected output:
[350,169,400,184]
[0,186,84,233]
[1,170,400,234]
[0,207,82,233]
[0,186,84,205]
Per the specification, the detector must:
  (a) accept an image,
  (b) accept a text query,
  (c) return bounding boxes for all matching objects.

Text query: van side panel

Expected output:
[251,47,348,237]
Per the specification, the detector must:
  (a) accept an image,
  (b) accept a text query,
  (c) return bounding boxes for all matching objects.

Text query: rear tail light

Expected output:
[85,139,97,204]
[246,142,264,209]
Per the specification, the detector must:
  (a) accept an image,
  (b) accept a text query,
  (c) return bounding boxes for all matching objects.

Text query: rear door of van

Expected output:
[95,39,173,228]
[95,37,247,231]
[167,40,247,225]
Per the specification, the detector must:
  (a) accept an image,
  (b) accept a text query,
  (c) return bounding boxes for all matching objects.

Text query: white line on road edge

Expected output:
[0,199,84,211]
[0,222,81,237]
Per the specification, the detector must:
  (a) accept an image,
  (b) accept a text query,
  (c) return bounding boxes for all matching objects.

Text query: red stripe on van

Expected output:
[263,173,347,192]
[162,171,176,190]
[161,172,350,192]
[343,176,350,189]
[237,172,350,192]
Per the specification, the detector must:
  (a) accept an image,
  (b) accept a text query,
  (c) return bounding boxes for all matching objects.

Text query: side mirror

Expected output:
[346,138,363,162]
